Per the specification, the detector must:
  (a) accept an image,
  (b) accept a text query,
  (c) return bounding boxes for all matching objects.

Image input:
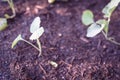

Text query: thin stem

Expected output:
[37,39,42,56]
[6,0,16,19]
[105,17,110,37]
[102,31,107,39]
[102,31,120,45]
[21,39,40,52]
[10,0,16,18]
[107,38,120,45]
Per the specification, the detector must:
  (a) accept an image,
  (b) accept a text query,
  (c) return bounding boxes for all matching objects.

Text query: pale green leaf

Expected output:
[30,17,41,33]
[29,27,44,40]
[86,23,104,37]
[82,10,94,26]
[11,34,23,48]
[107,0,120,8]
[102,0,120,18]
[0,18,7,31]
[96,19,109,33]
[102,6,116,18]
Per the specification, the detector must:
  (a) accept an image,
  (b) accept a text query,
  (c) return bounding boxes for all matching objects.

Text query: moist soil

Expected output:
[0,0,120,80]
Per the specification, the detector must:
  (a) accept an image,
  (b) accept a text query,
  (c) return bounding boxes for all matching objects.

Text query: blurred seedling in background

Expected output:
[0,0,16,31]
[12,17,44,56]
[82,0,120,45]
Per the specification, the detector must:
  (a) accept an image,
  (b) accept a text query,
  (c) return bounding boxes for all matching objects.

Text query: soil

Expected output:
[0,0,120,80]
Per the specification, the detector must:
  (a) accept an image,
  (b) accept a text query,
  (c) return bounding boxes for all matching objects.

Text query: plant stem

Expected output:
[21,39,40,52]
[37,39,42,56]
[6,0,16,19]
[102,31,107,39]
[107,38,120,45]
[106,18,110,35]
[102,31,120,45]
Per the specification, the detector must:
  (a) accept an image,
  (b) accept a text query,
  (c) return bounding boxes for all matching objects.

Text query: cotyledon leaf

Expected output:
[82,10,94,26]
[96,19,109,34]
[29,27,44,40]
[30,17,41,33]
[102,0,120,18]
[11,34,23,48]
[86,23,104,37]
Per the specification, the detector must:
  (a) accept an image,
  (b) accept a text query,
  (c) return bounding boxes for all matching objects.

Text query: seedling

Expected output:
[82,0,120,45]
[12,17,44,56]
[0,0,16,31]
[3,0,16,19]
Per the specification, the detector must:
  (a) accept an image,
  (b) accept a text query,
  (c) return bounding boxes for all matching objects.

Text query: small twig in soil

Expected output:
[39,64,47,75]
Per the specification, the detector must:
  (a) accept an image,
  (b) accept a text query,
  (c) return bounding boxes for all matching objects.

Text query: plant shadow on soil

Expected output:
[0,0,120,80]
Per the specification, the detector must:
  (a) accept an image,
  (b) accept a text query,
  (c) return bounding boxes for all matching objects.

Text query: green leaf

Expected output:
[29,27,44,40]
[102,6,116,18]
[0,18,8,31]
[96,19,109,33]
[11,34,23,48]
[82,10,94,26]
[30,17,41,33]
[86,23,104,37]
[107,0,120,8]
[102,0,120,18]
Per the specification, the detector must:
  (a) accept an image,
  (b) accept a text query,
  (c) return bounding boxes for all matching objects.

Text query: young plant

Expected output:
[3,0,16,19]
[11,17,44,56]
[0,0,16,31]
[82,0,120,45]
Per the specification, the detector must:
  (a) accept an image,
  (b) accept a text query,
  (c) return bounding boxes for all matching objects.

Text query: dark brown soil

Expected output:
[0,0,120,80]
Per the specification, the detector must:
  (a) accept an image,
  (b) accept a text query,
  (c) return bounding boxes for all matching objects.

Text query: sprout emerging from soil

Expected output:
[12,17,44,56]
[3,0,16,19]
[81,0,120,45]
[0,0,16,31]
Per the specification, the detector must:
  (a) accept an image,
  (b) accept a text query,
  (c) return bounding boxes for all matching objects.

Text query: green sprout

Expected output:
[0,0,16,31]
[82,0,120,45]
[3,0,16,19]
[12,17,44,56]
